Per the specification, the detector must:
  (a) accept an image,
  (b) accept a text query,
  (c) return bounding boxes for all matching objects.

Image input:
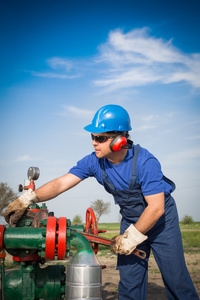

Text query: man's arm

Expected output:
[35,173,82,202]
[134,192,165,234]
[111,192,165,255]
[4,173,82,225]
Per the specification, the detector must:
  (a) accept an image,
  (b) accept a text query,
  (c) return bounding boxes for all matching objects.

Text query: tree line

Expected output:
[0,182,195,225]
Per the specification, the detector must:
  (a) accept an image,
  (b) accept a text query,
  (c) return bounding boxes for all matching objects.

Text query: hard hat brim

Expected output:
[84,124,109,133]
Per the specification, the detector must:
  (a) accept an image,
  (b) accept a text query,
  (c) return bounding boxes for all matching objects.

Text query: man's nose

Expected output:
[92,139,98,146]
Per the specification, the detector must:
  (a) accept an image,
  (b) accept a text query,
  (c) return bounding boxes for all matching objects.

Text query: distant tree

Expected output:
[0,183,18,217]
[181,214,194,225]
[72,214,83,224]
[90,199,110,222]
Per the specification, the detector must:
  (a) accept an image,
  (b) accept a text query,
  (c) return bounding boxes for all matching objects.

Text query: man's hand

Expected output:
[4,189,38,227]
[110,224,148,255]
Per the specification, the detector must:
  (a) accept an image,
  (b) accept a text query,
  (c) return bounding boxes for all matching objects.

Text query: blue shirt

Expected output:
[68,145,173,196]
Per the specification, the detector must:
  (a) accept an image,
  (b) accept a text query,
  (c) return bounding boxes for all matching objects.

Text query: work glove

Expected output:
[110,224,148,255]
[4,189,38,227]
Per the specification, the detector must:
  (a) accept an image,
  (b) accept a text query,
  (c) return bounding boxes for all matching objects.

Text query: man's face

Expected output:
[91,132,116,159]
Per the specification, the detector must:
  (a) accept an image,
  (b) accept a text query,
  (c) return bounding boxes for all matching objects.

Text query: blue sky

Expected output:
[0,0,200,223]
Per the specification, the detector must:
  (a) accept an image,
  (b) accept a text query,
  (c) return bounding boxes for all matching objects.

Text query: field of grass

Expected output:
[181,231,200,248]
[179,222,200,230]
[97,222,200,252]
[98,222,200,231]
[98,231,200,249]
[97,223,120,231]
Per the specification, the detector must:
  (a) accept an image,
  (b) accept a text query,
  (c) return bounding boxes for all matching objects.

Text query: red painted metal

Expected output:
[97,229,107,233]
[24,181,35,191]
[76,230,146,260]
[81,232,113,245]
[85,208,99,254]
[0,252,6,258]
[57,217,67,260]
[0,225,5,251]
[13,252,42,262]
[45,217,57,260]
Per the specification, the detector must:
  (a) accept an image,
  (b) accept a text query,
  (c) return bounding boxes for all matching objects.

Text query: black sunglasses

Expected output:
[91,133,115,143]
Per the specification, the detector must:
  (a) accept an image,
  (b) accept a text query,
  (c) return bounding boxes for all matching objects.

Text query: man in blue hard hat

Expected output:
[5,104,199,300]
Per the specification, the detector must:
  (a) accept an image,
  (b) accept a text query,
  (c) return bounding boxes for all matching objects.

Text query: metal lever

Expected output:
[71,230,146,260]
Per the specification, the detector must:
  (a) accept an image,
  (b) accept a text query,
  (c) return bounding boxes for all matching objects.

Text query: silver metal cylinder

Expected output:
[66,254,102,300]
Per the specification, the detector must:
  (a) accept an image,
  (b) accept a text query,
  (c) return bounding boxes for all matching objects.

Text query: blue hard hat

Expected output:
[84,104,132,133]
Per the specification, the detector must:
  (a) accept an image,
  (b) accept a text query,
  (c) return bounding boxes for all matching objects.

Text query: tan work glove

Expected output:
[110,224,148,255]
[4,189,38,226]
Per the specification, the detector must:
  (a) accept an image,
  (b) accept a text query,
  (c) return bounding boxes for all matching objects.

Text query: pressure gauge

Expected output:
[27,167,40,180]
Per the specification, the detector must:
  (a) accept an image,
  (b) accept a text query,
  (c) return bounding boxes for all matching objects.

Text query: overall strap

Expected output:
[101,158,115,193]
[129,144,141,190]
[163,175,176,192]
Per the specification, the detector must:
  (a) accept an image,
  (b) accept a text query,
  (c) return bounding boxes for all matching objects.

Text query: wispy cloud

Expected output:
[141,115,155,122]
[163,147,200,167]
[47,57,73,71]
[134,124,156,131]
[16,155,33,162]
[93,27,200,91]
[28,57,81,79]
[29,71,80,79]
[28,28,200,90]
[134,111,181,132]
[58,106,95,118]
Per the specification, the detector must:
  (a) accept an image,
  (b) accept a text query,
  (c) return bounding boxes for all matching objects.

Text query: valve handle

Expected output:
[85,208,99,254]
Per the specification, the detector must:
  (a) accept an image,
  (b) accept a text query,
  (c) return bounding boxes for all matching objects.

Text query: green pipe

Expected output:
[3,227,45,250]
[3,225,93,259]
[70,230,93,252]
[0,253,5,300]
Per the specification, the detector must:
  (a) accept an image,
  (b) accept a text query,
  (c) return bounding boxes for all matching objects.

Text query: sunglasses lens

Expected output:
[98,136,108,143]
[91,134,109,143]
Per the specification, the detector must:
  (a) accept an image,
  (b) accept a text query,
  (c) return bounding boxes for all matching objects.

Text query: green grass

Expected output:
[97,231,200,253]
[99,232,119,239]
[179,222,200,229]
[96,223,200,255]
[98,222,200,231]
[97,223,120,231]
[97,232,120,256]
[181,231,200,248]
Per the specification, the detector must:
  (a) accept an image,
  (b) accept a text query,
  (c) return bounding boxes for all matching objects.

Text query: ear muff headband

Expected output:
[110,135,128,152]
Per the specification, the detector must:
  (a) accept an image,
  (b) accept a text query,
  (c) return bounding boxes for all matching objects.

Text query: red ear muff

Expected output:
[110,135,127,152]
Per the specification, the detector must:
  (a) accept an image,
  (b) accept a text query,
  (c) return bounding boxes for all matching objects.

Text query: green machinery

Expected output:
[0,167,106,300]
[0,203,104,300]
[0,168,145,300]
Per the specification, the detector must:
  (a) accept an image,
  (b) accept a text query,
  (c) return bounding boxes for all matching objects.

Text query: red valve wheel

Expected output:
[57,217,67,260]
[45,217,57,260]
[85,207,99,254]
[0,225,5,251]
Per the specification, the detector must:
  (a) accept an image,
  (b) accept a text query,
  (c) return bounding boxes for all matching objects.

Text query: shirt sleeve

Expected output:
[138,156,165,196]
[68,154,95,180]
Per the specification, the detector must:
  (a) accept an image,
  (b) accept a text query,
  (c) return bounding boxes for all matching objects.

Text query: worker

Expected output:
[5,104,199,300]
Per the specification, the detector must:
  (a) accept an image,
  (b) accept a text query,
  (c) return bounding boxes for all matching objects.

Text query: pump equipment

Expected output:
[0,167,146,300]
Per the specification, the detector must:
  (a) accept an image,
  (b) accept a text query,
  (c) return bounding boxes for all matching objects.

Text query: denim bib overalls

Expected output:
[101,145,199,300]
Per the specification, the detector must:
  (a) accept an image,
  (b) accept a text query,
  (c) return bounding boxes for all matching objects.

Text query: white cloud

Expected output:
[141,114,155,122]
[29,71,79,79]
[134,124,156,131]
[163,147,200,167]
[16,155,33,162]
[28,27,200,90]
[47,57,73,71]
[59,106,95,118]
[28,57,81,79]
[97,28,182,65]
[94,28,200,91]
